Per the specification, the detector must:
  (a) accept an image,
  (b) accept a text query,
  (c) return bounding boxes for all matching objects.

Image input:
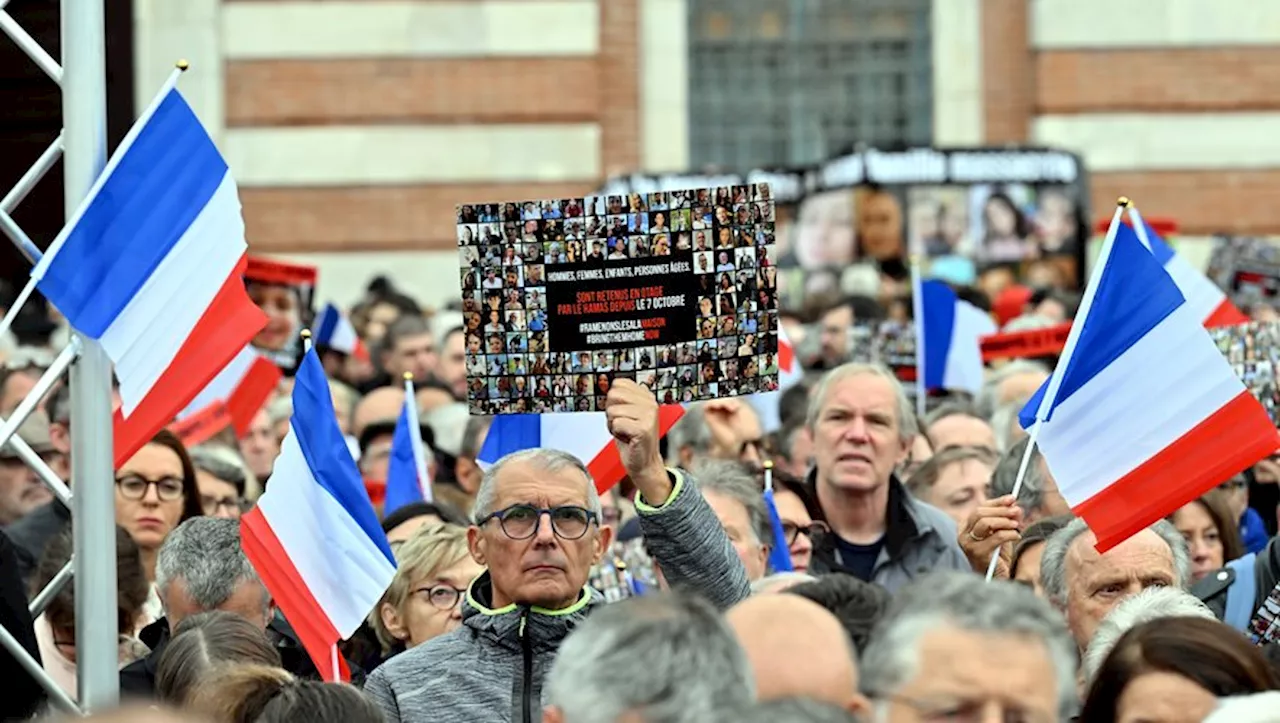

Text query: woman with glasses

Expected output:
[189,443,254,520]
[370,523,482,657]
[114,430,204,622]
[768,471,828,574]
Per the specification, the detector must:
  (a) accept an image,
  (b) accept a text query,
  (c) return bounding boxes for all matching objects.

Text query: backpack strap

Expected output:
[1224,553,1258,632]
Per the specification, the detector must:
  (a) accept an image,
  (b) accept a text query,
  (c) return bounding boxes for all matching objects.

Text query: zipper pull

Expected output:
[518,608,528,638]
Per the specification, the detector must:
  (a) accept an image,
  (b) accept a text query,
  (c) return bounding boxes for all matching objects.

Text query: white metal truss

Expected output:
[0,0,120,714]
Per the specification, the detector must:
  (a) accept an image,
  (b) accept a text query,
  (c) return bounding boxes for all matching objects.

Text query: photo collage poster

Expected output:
[457,186,780,414]
[1211,321,1280,426]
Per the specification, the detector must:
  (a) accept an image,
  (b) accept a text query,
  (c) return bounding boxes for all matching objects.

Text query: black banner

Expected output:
[544,252,698,351]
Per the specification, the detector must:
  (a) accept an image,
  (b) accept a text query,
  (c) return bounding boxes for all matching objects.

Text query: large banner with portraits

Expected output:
[596,148,1089,312]
[458,186,781,414]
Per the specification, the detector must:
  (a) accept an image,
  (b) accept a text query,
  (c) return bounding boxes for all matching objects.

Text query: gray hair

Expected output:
[736,698,860,723]
[1039,517,1192,609]
[861,571,1077,722]
[189,443,253,498]
[977,359,1050,419]
[987,436,1045,516]
[471,448,601,522]
[922,401,981,430]
[1080,587,1215,685]
[156,517,268,613]
[546,592,755,723]
[806,362,917,442]
[664,403,714,464]
[690,458,771,546]
[750,571,818,595]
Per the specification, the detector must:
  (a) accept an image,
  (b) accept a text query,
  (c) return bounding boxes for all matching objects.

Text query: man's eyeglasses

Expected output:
[779,521,830,546]
[478,504,598,540]
[414,584,467,611]
[115,475,184,502]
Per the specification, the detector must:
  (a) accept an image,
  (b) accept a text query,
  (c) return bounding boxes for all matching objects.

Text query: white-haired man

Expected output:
[1080,586,1216,685]
[804,363,969,593]
[861,570,1077,723]
[365,380,751,721]
[1038,517,1191,651]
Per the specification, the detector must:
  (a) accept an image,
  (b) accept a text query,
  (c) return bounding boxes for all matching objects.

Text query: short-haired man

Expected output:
[436,326,468,400]
[543,593,754,723]
[682,459,771,581]
[364,380,751,721]
[922,404,997,454]
[120,517,346,696]
[121,517,271,696]
[381,314,439,385]
[1038,517,1191,650]
[861,571,1077,723]
[805,363,969,592]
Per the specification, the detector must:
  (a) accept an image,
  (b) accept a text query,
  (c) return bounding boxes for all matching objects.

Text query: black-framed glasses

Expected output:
[201,494,242,515]
[478,504,597,540]
[779,520,830,546]
[413,584,467,611]
[115,475,184,502]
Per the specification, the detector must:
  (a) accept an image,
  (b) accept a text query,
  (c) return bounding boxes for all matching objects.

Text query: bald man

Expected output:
[725,595,869,716]
[352,386,406,438]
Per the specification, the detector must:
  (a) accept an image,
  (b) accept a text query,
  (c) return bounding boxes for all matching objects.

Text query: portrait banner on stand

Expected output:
[458,186,780,414]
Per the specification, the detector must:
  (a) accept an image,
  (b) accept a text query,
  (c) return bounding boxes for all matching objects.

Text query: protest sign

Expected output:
[245,256,317,375]
[458,187,780,414]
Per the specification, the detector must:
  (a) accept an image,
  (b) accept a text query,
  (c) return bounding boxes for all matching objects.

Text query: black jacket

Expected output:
[0,529,44,719]
[120,610,366,699]
[4,500,71,586]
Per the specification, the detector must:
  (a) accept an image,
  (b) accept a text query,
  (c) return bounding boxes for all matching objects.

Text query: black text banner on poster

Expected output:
[544,252,698,351]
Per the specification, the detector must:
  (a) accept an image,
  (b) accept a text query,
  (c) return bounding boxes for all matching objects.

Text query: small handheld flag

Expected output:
[383,373,434,515]
[241,342,396,682]
[762,460,794,573]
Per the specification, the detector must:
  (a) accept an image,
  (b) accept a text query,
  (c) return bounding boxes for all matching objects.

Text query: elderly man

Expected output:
[364,380,751,722]
[861,571,1077,723]
[543,593,754,723]
[1038,517,1190,650]
[1079,586,1216,686]
[727,594,868,716]
[805,363,969,592]
[666,398,764,468]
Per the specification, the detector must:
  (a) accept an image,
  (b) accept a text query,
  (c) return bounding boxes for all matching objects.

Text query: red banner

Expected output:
[169,401,233,448]
[980,323,1072,362]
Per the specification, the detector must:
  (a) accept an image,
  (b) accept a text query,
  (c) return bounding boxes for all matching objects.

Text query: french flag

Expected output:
[315,303,369,362]
[1020,207,1278,552]
[762,465,793,573]
[382,383,433,515]
[1128,208,1248,328]
[918,280,996,395]
[478,406,685,494]
[241,347,396,681]
[178,345,282,437]
[26,77,267,468]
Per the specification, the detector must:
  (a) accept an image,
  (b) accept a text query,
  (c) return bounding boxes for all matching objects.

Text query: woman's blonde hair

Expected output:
[368,522,474,651]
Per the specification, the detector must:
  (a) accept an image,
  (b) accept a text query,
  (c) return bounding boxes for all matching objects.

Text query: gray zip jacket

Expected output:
[363,468,751,723]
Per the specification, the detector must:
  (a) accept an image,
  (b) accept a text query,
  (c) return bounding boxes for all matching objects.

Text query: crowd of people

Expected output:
[2,267,1280,723]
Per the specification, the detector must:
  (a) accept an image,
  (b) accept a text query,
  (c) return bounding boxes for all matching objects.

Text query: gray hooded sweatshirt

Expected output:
[363,468,751,723]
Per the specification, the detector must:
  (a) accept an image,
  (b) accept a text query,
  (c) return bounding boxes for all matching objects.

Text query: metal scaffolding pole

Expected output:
[62,0,119,711]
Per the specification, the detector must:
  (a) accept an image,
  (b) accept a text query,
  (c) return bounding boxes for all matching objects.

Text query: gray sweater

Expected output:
[363,469,751,723]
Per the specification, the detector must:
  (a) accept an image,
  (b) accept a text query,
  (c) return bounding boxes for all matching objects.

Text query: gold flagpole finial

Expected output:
[1117,196,1131,208]
[300,328,312,341]
[403,371,415,382]
[176,59,190,71]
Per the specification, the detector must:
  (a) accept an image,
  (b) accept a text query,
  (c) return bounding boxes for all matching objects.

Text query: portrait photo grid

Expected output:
[457,186,780,414]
